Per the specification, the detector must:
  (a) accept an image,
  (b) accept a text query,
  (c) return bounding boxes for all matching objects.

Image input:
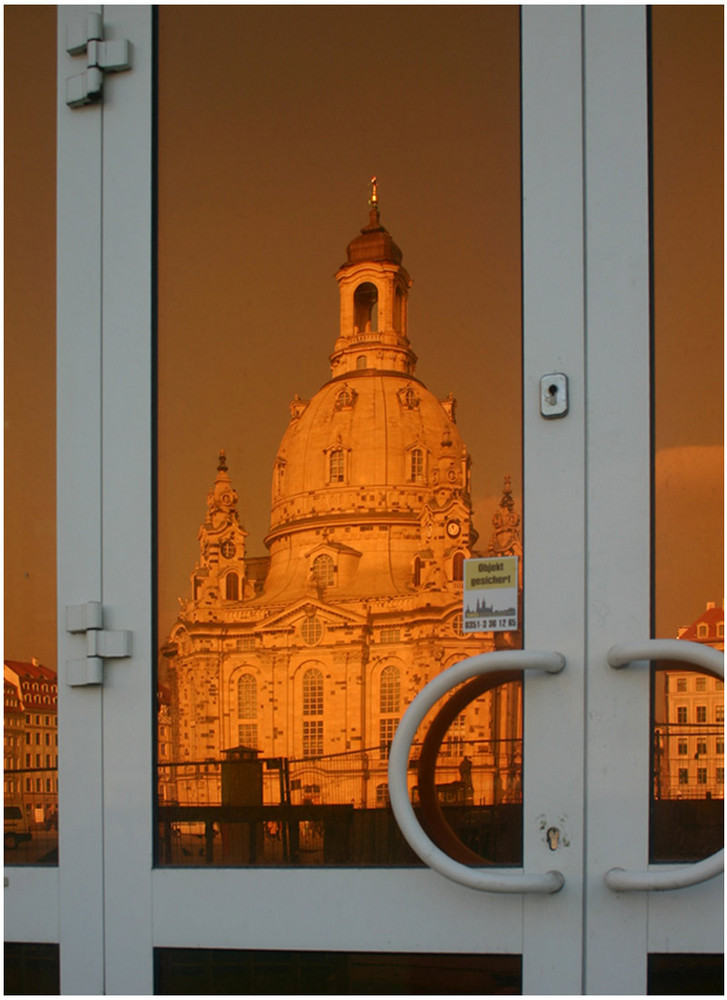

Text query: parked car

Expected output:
[4,805,32,849]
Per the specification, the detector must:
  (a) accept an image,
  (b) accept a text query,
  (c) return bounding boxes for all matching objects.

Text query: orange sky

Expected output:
[4,7,723,665]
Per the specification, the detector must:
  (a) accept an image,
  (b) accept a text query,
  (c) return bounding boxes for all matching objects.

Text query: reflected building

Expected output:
[4,659,58,830]
[654,601,725,801]
[161,195,522,816]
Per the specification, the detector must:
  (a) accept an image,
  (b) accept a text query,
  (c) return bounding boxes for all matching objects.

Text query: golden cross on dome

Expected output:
[369,175,378,207]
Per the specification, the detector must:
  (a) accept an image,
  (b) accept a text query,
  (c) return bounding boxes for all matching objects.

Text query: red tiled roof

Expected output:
[4,659,56,681]
[4,660,58,710]
[678,604,724,643]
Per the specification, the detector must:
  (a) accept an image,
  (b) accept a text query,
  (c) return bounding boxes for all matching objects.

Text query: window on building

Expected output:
[237,673,257,749]
[697,740,707,756]
[410,448,424,483]
[696,767,708,784]
[696,705,707,723]
[379,665,400,716]
[677,706,688,723]
[379,665,401,760]
[677,739,688,755]
[697,623,709,639]
[375,782,390,807]
[225,572,239,601]
[716,739,724,754]
[378,717,397,761]
[717,705,725,722]
[452,551,465,583]
[302,668,324,758]
[312,554,335,588]
[676,677,687,692]
[303,720,323,758]
[238,723,258,749]
[695,676,706,692]
[444,713,467,757]
[301,615,324,645]
[678,768,689,785]
[356,355,367,369]
[413,556,422,588]
[717,767,724,784]
[335,387,353,409]
[329,449,345,483]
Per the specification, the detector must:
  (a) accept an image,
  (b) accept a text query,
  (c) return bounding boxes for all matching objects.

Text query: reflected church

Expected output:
[159,189,523,843]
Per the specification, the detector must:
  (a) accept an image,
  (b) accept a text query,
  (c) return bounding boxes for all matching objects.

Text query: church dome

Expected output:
[260,184,474,603]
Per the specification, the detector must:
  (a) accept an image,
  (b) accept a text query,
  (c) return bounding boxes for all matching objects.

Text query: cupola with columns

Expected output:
[330,177,416,378]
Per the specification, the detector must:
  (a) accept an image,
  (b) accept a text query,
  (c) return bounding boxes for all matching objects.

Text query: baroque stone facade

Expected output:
[161,193,522,810]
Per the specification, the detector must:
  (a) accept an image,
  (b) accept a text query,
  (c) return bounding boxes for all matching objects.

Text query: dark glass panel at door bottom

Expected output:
[648,954,724,996]
[4,943,60,996]
[154,948,521,995]
[155,803,522,867]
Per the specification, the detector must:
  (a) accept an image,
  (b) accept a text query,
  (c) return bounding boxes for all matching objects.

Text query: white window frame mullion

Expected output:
[55,5,105,994]
[98,6,154,995]
[520,6,587,994]
[581,8,651,993]
[53,5,155,994]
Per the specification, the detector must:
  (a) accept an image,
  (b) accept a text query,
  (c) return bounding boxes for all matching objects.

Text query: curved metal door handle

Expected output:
[387,649,566,894]
[606,638,724,892]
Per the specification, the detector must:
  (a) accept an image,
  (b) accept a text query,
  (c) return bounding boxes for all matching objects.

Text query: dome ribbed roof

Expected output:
[344,205,403,266]
[268,370,466,537]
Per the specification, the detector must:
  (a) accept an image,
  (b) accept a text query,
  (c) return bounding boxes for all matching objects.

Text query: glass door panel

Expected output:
[155,6,524,870]
[45,6,722,994]
[650,4,724,864]
[4,6,59,868]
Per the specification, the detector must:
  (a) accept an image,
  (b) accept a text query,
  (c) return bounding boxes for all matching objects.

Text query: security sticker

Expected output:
[463,556,518,632]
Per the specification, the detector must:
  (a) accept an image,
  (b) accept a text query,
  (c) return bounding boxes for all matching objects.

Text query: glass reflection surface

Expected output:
[156,7,522,866]
[4,6,58,867]
[650,6,723,862]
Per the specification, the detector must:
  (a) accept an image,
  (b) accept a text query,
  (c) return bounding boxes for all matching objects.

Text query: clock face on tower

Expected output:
[446,519,461,538]
[220,539,236,559]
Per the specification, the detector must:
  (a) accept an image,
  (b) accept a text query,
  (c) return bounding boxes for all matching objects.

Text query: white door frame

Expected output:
[4,5,721,995]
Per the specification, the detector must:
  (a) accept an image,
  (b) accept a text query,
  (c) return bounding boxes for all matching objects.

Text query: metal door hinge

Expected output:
[65,601,132,686]
[66,12,131,108]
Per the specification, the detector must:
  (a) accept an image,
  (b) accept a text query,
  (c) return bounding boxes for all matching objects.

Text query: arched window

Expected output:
[413,556,422,588]
[225,572,239,601]
[379,665,401,760]
[335,387,354,409]
[353,281,378,332]
[356,355,367,370]
[302,668,324,757]
[312,553,335,588]
[410,448,424,483]
[329,449,345,482]
[237,673,258,749]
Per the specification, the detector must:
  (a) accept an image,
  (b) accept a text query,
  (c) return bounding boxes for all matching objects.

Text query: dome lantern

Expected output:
[331,178,416,378]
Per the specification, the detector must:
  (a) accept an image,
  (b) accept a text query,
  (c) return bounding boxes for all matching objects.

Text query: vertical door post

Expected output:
[521,7,587,993]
